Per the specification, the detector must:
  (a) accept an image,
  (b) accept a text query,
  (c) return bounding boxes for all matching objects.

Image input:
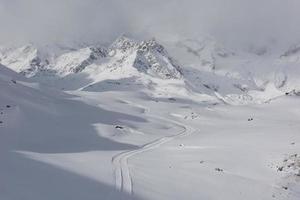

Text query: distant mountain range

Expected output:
[1,35,299,104]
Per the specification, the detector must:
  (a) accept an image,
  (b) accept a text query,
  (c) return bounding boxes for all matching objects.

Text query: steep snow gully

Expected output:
[112,114,195,195]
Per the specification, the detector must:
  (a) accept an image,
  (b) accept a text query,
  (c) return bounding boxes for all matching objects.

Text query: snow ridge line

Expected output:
[111,116,195,195]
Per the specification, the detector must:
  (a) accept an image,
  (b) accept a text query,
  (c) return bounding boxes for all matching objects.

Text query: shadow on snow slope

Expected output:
[1,95,145,153]
[0,151,141,200]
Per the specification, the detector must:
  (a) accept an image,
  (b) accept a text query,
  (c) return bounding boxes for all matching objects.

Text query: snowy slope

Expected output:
[162,37,300,104]
[0,63,199,199]
[0,64,140,199]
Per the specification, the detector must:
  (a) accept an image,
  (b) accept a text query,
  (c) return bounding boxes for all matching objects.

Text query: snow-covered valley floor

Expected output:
[1,86,300,200]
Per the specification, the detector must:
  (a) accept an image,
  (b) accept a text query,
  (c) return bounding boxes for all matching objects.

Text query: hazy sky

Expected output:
[0,0,299,48]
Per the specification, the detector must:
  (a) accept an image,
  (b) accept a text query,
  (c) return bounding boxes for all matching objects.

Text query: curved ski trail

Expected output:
[112,116,195,195]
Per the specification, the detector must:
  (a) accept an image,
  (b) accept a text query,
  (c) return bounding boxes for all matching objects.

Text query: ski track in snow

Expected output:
[112,113,194,195]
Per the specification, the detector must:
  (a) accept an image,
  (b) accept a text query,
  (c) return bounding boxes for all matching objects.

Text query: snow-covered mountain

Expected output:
[0,37,182,79]
[0,44,45,77]
[1,36,299,104]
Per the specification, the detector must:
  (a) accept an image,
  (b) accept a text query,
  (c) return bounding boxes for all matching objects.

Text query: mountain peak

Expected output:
[110,35,138,52]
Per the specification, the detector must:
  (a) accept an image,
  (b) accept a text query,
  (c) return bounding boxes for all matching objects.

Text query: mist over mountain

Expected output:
[1,0,300,50]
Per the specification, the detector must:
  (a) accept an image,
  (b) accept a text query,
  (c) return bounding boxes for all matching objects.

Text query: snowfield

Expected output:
[0,36,300,200]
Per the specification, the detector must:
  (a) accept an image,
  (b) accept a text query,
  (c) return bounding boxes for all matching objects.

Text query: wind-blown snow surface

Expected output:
[1,36,300,200]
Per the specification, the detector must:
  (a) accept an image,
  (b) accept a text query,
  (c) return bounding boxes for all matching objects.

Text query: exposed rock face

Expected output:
[134,39,182,79]
[110,36,138,53]
[109,36,182,79]
[53,46,107,75]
